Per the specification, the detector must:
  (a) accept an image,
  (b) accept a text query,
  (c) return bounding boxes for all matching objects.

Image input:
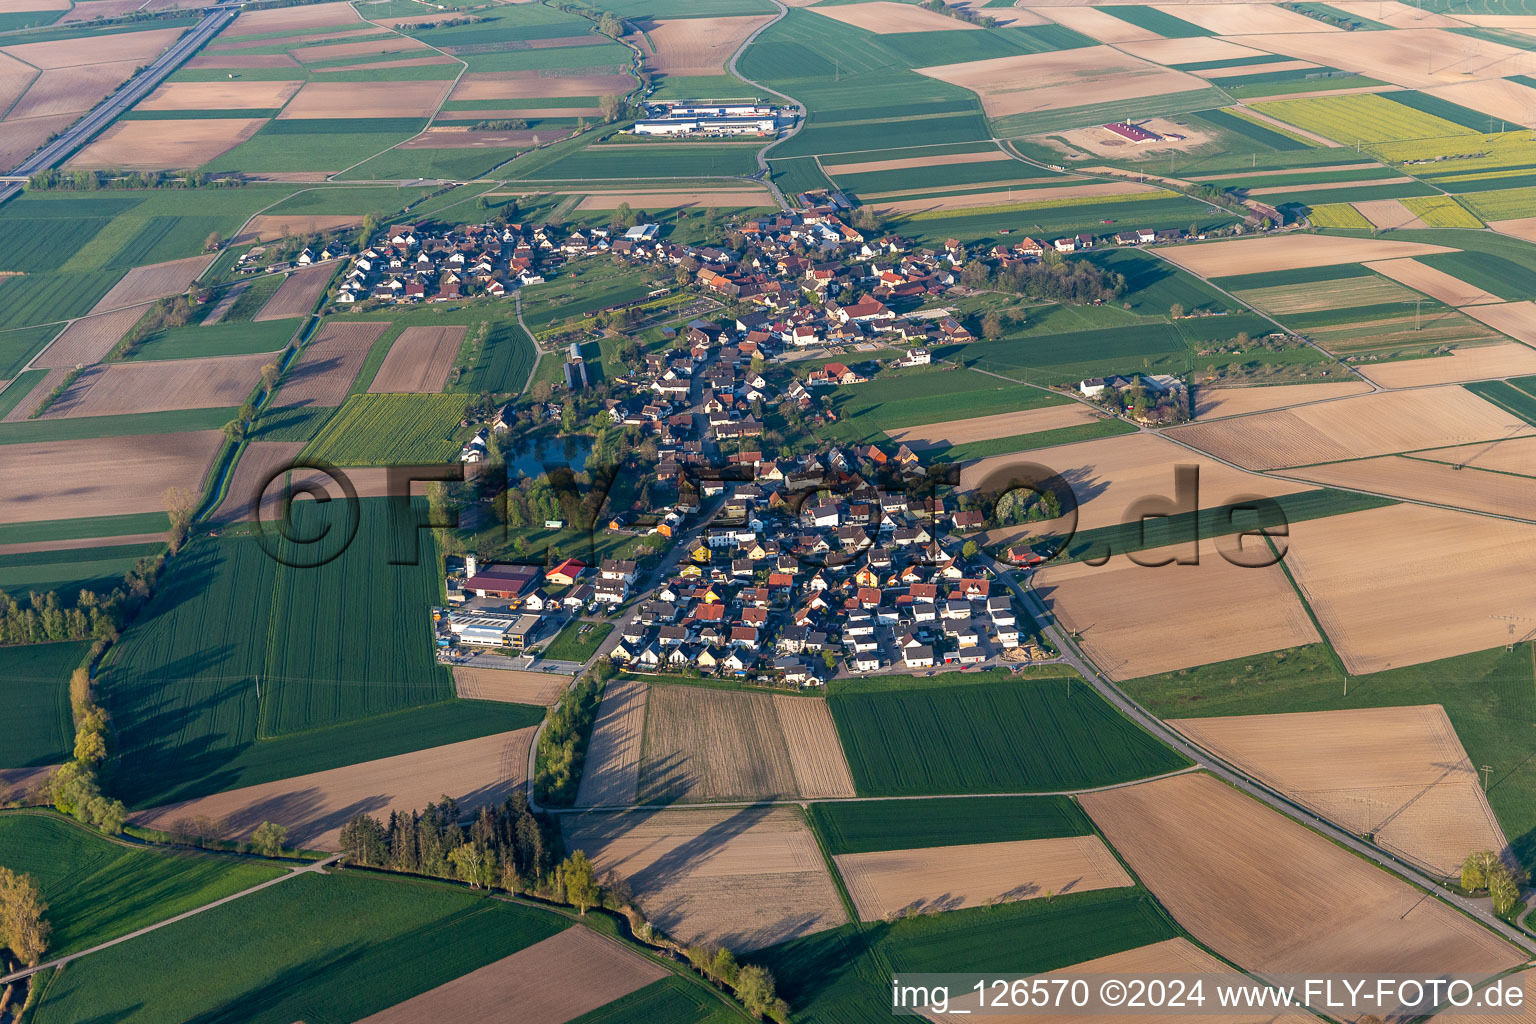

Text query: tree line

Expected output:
[27,168,245,191]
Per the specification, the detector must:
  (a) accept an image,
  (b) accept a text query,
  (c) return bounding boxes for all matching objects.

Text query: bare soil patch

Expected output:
[823,150,1008,176]
[1113,35,1267,63]
[0,766,54,801]
[1364,256,1501,305]
[1155,2,1339,33]
[0,431,221,524]
[1033,6,1159,42]
[1082,773,1523,979]
[1172,706,1506,875]
[6,61,142,119]
[450,71,632,101]
[452,666,569,706]
[57,0,156,21]
[1461,301,1536,344]
[33,304,146,367]
[1358,342,1536,387]
[210,439,305,524]
[277,78,451,118]
[813,1,981,32]
[41,351,271,418]
[1292,452,1536,520]
[1222,28,1529,89]
[772,695,856,799]
[226,1,361,35]
[132,727,535,849]
[1,367,63,422]
[369,324,464,393]
[254,263,335,320]
[137,79,303,110]
[1036,538,1318,680]
[1285,502,1536,673]
[917,46,1205,119]
[69,117,267,170]
[0,51,36,115]
[89,254,216,312]
[576,677,648,807]
[574,188,772,209]
[235,213,362,244]
[268,319,387,407]
[888,405,1098,449]
[637,684,799,804]
[1045,117,1216,160]
[1158,235,1455,277]
[1167,385,1533,470]
[634,15,773,76]
[0,0,70,11]
[1424,77,1536,128]
[1488,216,1536,243]
[1194,380,1373,419]
[561,805,847,952]
[837,836,1132,921]
[356,925,668,1024]
[2,25,181,68]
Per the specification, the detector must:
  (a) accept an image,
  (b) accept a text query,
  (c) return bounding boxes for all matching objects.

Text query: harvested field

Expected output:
[210,440,304,524]
[254,263,334,321]
[225,1,361,34]
[269,320,387,407]
[356,925,667,1024]
[915,46,1206,120]
[1113,36,1267,64]
[836,836,1132,921]
[1291,453,1536,521]
[961,431,1313,533]
[875,180,1160,215]
[1424,78,1536,130]
[813,1,980,32]
[635,15,774,76]
[368,325,464,394]
[6,61,142,119]
[1194,58,1319,79]
[1165,385,1534,470]
[561,805,847,952]
[33,304,146,368]
[1356,342,1536,387]
[1330,0,1468,28]
[888,404,1098,449]
[452,666,568,707]
[235,214,362,244]
[1284,502,1536,673]
[1159,235,1455,277]
[1155,2,1338,33]
[1418,434,1536,475]
[823,150,1009,176]
[448,71,633,101]
[1488,217,1536,244]
[1351,198,1426,231]
[137,79,303,110]
[1222,29,1530,89]
[294,36,429,63]
[1082,773,1523,980]
[1172,706,1506,875]
[575,677,648,807]
[1032,6,1159,42]
[1,25,181,68]
[772,695,856,799]
[927,937,1320,1024]
[68,117,267,170]
[1364,257,1502,306]
[574,188,772,209]
[1246,176,1413,197]
[184,53,301,69]
[637,685,799,804]
[131,727,535,850]
[0,431,221,524]
[1194,380,1373,419]
[1035,538,1319,680]
[276,79,451,118]
[315,55,455,72]
[1462,301,1536,345]
[89,254,216,313]
[40,352,271,418]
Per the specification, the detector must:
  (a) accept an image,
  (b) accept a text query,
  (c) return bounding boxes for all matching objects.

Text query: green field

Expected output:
[947,320,1209,385]
[888,195,1234,246]
[206,120,428,174]
[809,796,1092,855]
[0,812,284,957]
[0,271,120,331]
[0,511,169,547]
[126,318,297,361]
[1466,380,1536,427]
[754,890,1180,1024]
[569,977,745,1024]
[931,418,1137,462]
[822,369,1067,444]
[1101,5,1209,36]
[0,323,62,378]
[32,871,569,1024]
[544,619,614,663]
[348,145,528,181]
[1418,250,1529,302]
[0,407,235,445]
[520,261,667,333]
[1080,248,1235,315]
[0,541,165,604]
[460,319,537,392]
[514,142,763,181]
[300,392,470,465]
[826,676,1188,796]
[0,643,87,768]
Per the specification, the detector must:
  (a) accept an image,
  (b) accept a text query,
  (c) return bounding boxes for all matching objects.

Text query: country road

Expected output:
[727,0,803,213]
[0,0,239,208]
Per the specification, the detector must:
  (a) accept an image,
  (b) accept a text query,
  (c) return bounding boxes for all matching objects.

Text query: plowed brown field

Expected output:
[268,320,387,407]
[637,684,799,803]
[0,431,221,523]
[254,263,335,320]
[1194,380,1373,419]
[40,351,271,418]
[453,666,569,706]
[635,15,774,75]
[915,46,1206,118]
[575,676,648,807]
[89,254,215,312]
[773,695,856,798]
[33,304,145,367]
[276,78,450,118]
[368,325,463,393]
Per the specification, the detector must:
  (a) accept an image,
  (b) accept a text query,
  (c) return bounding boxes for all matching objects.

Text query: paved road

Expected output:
[0,1,239,207]
[0,853,342,986]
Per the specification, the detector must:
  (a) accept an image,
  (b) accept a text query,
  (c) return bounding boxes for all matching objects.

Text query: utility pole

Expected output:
[1482,765,1493,791]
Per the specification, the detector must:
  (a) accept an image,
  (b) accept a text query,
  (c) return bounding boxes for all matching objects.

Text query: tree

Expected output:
[614,201,636,229]
[0,867,50,966]
[962,539,979,558]
[599,93,624,123]
[164,486,199,554]
[222,418,246,443]
[598,11,623,37]
[84,795,126,835]
[1461,850,1500,891]
[735,965,784,1020]
[339,813,388,866]
[560,850,599,913]
[981,311,1003,341]
[252,821,288,858]
[1490,867,1519,915]
[72,716,106,765]
[1169,303,1184,320]
[47,760,99,819]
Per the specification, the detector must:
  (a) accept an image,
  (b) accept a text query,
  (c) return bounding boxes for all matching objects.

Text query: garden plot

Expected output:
[1082,773,1523,981]
[0,432,221,524]
[356,925,667,1024]
[1362,258,1502,307]
[1283,502,1536,673]
[268,321,389,407]
[40,352,270,418]
[276,79,451,118]
[836,836,1132,921]
[69,118,269,170]
[32,304,145,367]
[1194,381,1373,419]
[1161,235,1455,277]
[137,79,304,110]
[575,676,648,808]
[1291,454,1536,522]
[561,805,847,952]
[89,254,216,312]
[634,15,775,76]
[813,1,981,32]
[1355,342,1536,388]
[1221,29,1530,89]
[1035,538,1319,681]
[915,46,1206,119]
[1171,706,1507,875]
[255,263,335,320]
[637,685,800,804]
[1166,386,1534,470]
[887,405,1099,449]
[131,727,536,850]
[1462,302,1536,345]
[369,325,464,393]
[452,667,568,707]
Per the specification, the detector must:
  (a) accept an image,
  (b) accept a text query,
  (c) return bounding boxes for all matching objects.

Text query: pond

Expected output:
[504,433,593,478]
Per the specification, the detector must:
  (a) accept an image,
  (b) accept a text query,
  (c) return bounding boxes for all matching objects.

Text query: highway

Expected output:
[0,0,239,207]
